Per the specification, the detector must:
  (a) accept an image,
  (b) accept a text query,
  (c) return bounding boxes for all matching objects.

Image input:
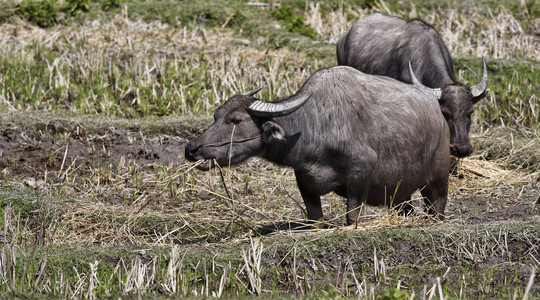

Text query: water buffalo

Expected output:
[337,13,488,158]
[185,66,450,225]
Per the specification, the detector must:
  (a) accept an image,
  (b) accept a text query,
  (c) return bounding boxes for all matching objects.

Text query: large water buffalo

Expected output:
[337,13,488,158]
[185,66,450,225]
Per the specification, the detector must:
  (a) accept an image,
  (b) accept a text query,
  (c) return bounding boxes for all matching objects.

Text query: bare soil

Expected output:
[1,112,538,226]
[0,121,187,177]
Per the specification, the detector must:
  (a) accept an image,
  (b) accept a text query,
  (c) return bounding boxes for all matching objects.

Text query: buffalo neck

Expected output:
[259,114,305,168]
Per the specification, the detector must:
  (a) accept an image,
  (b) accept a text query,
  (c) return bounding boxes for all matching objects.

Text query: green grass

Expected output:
[455,58,540,130]
[0,43,536,129]
[1,189,538,299]
[0,0,538,129]
[1,0,538,33]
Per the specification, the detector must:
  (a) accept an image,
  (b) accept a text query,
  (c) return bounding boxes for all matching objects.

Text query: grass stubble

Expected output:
[0,0,538,126]
[0,0,539,298]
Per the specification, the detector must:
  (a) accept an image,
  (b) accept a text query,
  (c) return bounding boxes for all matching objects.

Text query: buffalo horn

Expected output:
[470,57,488,98]
[244,86,263,97]
[408,61,442,100]
[247,92,312,118]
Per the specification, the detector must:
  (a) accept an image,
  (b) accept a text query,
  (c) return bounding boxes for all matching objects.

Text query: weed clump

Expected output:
[101,0,122,11]
[271,4,316,39]
[18,0,58,27]
[361,0,380,9]
[378,288,410,300]
[66,0,90,15]
[226,10,245,28]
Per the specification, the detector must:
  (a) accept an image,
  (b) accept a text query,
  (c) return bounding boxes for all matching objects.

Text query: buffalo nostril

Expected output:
[450,144,457,155]
[451,144,473,158]
[185,142,201,160]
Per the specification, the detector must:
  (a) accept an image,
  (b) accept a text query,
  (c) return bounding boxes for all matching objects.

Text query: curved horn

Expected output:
[470,56,488,99]
[247,92,312,118]
[408,61,442,100]
[244,86,263,97]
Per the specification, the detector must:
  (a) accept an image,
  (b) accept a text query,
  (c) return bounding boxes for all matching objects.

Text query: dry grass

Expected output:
[0,10,316,115]
[4,144,533,248]
[0,1,538,116]
[457,158,532,186]
[1,206,536,298]
[305,0,540,60]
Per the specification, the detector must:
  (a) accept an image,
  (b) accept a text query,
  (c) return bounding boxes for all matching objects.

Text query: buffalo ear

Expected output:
[472,88,490,104]
[262,121,286,143]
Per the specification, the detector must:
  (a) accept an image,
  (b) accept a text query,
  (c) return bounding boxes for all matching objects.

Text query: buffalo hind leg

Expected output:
[421,178,448,220]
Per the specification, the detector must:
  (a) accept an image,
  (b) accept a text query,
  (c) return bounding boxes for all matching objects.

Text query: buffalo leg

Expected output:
[345,157,376,225]
[345,182,370,226]
[294,171,324,227]
[421,178,448,220]
[393,198,414,216]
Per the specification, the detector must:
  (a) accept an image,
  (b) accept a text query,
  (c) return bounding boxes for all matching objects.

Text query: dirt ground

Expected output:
[0,121,187,177]
[1,113,538,228]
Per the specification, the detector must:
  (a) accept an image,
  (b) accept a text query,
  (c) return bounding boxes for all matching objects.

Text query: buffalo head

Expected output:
[184,87,311,169]
[409,57,488,157]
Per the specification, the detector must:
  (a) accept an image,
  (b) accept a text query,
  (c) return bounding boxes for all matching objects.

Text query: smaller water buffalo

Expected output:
[185,66,450,225]
[337,13,488,158]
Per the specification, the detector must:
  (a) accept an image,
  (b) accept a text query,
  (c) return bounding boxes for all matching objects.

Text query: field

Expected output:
[0,0,539,298]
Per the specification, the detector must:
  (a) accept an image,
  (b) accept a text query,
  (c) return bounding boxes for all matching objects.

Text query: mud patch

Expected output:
[0,124,186,177]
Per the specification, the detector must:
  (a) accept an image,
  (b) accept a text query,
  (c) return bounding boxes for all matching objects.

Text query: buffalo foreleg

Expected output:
[347,190,367,225]
[345,185,370,226]
[295,171,324,228]
[393,198,415,216]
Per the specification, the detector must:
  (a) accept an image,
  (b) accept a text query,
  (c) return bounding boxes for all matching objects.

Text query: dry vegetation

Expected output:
[0,1,538,118]
[306,1,540,60]
[0,8,317,115]
[0,0,539,298]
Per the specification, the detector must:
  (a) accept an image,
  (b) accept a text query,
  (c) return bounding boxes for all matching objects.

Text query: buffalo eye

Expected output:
[440,107,453,120]
[226,115,243,125]
[441,111,451,121]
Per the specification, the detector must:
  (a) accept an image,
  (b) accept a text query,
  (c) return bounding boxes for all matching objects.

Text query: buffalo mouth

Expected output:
[184,150,216,171]
[186,149,235,171]
[449,144,473,158]
[185,140,253,170]
[185,141,218,170]
[450,144,457,156]
[185,154,217,171]
[193,156,236,171]
[195,159,216,171]
[196,156,241,170]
